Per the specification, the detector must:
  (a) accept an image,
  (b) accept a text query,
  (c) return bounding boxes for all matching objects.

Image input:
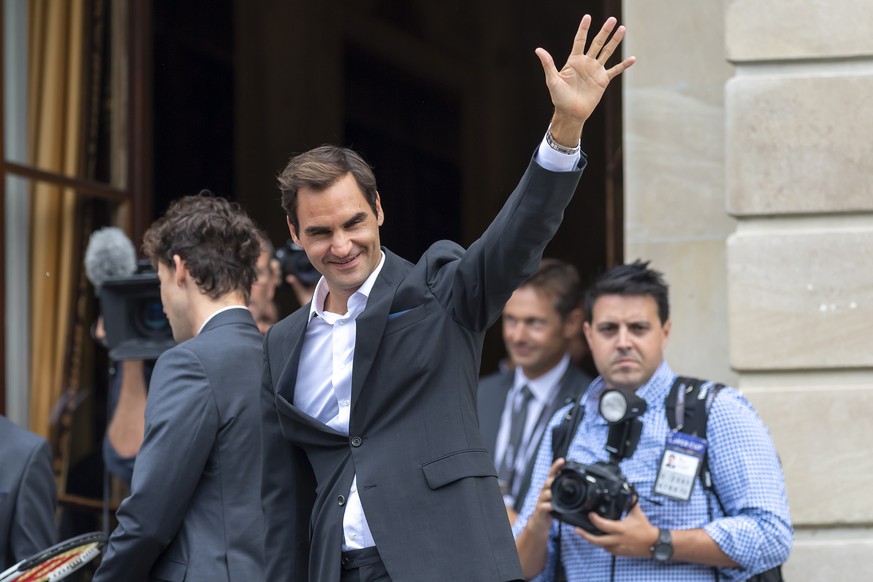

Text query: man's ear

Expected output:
[375,193,384,227]
[582,321,593,344]
[661,319,671,348]
[287,216,301,246]
[172,254,187,286]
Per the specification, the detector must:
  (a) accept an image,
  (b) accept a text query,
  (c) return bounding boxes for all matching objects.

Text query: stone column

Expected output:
[622,1,737,384]
[725,2,873,578]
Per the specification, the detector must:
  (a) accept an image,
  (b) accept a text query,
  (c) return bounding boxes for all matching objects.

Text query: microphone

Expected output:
[84,227,137,290]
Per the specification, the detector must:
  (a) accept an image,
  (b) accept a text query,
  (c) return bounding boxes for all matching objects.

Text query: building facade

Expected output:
[624,1,873,578]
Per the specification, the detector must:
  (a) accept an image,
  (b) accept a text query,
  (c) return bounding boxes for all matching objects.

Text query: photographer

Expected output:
[85,227,154,485]
[514,261,792,581]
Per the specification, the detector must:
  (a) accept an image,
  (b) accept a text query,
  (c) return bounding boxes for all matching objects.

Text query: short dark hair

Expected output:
[583,260,670,324]
[278,145,379,233]
[142,192,261,303]
[518,259,582,320]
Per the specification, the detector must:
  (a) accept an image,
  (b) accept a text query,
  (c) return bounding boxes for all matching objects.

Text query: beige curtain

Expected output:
[27,0,86,438]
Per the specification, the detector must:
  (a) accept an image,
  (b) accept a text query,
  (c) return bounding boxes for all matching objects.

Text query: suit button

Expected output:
[338,495,346,506]
[341,556,350,566]
[350,436,362,447]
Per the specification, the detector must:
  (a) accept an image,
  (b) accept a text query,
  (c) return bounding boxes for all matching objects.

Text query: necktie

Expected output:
[498,385,534,494]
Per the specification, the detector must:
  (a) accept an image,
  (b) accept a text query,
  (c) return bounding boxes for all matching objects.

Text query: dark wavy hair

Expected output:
[277,145,379,233]
[583,259,670,324]
[142,192,261,303]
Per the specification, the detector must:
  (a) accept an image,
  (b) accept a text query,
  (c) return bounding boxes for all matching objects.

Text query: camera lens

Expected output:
[133,298,170,338]
[553,473,590,511]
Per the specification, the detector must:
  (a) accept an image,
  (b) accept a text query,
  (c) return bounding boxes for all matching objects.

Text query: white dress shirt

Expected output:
[294,252,385,550]
[494,354,570,504]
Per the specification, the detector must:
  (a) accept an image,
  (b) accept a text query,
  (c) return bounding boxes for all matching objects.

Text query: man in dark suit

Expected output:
[478,259,592,525]
[0,415,56,570]
[260,14,635,582]
[94,194,266,582]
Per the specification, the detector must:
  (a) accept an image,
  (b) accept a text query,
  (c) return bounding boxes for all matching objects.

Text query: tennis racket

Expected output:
[0,532,107,582]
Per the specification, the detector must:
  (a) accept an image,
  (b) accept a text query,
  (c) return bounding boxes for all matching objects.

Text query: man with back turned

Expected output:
[94,194,266,581]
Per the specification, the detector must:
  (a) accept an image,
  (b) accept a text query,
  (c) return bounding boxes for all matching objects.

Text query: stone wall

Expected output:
[625,1,873,578]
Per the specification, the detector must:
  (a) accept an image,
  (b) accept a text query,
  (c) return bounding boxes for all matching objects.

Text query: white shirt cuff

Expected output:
[536,133,581,172]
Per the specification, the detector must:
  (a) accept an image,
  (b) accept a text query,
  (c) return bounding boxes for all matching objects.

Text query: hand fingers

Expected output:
[538,458,565,501]
[548,457,566,478]
[585,16,617,61]
[569,14,592,58]
[596,24,626,65]
[606,55,637,80]
[587,511,622,534]
[575,527,599,544]
[535,47,558,84]
[575,527,621,550]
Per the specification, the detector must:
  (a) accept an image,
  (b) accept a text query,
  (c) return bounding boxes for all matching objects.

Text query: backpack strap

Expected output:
[666,377,785,582]
[665,376,726,504]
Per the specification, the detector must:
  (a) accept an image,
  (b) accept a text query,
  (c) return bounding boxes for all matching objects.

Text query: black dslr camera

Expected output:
[551,460,637,534]
[550,389,646,535]
[274,239,320,286]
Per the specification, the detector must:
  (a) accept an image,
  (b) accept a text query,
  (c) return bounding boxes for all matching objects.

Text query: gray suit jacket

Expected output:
[95,308,265,582]
[0,416,56,570]
[477,363,591,512]
[261,154,585,582]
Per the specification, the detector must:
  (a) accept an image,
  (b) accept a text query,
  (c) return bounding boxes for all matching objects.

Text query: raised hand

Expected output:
[536,15,636,145]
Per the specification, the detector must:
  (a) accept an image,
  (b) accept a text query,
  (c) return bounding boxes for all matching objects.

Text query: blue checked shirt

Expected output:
[513,361,793,581]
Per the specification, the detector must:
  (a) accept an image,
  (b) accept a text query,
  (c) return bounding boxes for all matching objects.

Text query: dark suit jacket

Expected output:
[95,308,265,582]
[0,416,56,570]
[477,363,591,512]
[261,154,585,582]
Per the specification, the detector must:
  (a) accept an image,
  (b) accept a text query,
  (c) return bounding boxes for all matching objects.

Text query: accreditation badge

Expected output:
[653,431,707,501]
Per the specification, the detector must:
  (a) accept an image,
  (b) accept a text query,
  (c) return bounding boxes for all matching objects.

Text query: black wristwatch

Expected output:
[650,528,673,562]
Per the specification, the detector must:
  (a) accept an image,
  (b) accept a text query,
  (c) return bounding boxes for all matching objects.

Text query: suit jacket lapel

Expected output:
[275,309,311,405]
[480,372,514,454]
[351,250,404,415]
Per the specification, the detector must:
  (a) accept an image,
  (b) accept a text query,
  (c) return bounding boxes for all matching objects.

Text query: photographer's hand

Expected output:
[286,274,315,307]
[516,458,564,580]
[576,503,658,558]
[578,505,740,567]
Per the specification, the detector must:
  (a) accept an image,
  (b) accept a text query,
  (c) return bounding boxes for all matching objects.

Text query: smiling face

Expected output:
[289,172,383,312]
[583,294,670,391]
[502,286,580,379]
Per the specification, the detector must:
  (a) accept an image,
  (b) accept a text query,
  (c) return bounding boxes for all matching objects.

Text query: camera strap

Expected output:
[549,395,585,582]
[551,397,585,463]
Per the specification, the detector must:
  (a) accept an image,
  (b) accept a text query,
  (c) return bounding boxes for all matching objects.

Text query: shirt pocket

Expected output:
[421,448,497,489]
